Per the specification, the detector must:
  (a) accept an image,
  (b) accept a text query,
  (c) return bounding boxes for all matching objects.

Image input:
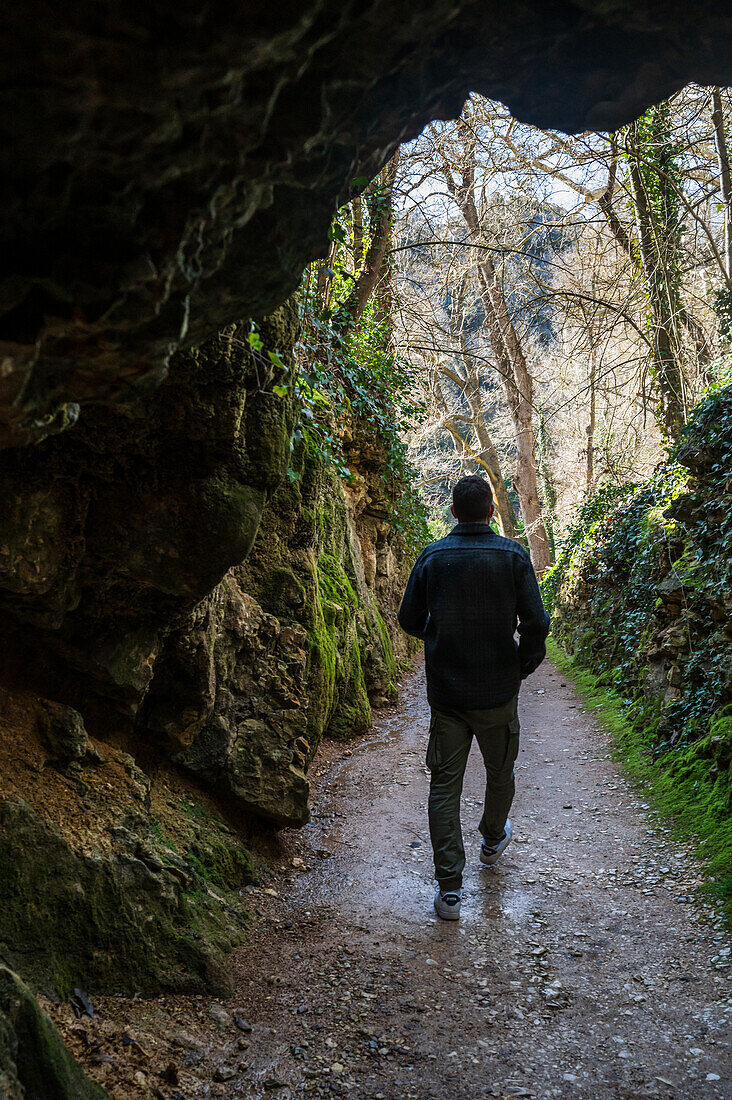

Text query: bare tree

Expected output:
[429,119,552,571]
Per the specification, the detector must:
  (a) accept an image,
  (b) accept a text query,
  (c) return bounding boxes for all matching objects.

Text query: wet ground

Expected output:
[50,658,732,1098]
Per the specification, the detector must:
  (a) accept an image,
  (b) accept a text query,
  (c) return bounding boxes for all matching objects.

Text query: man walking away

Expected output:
[398,476,550,920]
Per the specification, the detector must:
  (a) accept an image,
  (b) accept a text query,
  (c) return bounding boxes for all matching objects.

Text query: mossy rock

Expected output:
[0,799,238,999]
[0,966,108,1099]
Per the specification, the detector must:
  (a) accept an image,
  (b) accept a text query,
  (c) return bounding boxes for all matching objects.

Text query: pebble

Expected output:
[234,1015,253,1032]
[209,1005,232,1029]
[213,1066,237,1082]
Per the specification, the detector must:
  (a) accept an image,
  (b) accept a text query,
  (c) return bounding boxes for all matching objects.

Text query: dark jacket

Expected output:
[397,522,550,710]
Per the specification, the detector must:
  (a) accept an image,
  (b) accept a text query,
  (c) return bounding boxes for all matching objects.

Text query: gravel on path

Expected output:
[230,657,732,1100]
[49,657,732,1099]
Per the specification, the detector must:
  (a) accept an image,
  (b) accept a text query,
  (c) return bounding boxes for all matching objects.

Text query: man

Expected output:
[398,475,550,920]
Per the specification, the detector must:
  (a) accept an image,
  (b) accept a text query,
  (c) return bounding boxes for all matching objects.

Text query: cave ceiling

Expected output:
[2,0,732,448]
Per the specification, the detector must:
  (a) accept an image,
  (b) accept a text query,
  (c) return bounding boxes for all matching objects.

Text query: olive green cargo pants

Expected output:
[426,695,520,892]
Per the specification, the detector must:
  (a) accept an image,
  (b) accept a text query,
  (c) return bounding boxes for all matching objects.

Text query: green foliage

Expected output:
[295,216,430,554]
[541,480,638,614]
[547,387,732,921]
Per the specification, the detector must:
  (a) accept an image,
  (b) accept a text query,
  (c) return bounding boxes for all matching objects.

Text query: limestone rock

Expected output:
[0,308,298,713]
[145,576,311,827]
[0,798,237,998]
[37,701,90,767]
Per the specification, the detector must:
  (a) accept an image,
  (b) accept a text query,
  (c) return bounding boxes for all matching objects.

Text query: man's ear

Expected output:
[488,504,495,519]
[450,504,457,518]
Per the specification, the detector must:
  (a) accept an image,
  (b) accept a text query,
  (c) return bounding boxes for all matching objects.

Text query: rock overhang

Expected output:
[2,0,732,445]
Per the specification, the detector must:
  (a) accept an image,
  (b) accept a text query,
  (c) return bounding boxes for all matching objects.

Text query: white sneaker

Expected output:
[480,819,513,866]
[434,887,462,920]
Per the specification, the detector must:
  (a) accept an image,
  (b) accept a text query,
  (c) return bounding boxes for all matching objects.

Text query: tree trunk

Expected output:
[586,349,596,492]
[351,194,364,275]
[600,137,712,383]
[626,120,686,440]
[444,130,552,572]
[463,378,518,538]
[475,249,551,571]
[434,376,517,538]
[335,152,399,335]
[712,87,732,283]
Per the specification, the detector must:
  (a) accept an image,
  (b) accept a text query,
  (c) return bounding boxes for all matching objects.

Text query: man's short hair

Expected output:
[452,475,494,522]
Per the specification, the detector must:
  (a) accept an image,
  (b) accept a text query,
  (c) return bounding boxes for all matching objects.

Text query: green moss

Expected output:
[374,608,397,683]
[236,404,407,750]
[305,618,338,743]
[0,967,109,1099]
[317,551,358,610]
[548,638,732,924]
[187,834,257,891]
[326,631,372,739]
[0,800,243,999]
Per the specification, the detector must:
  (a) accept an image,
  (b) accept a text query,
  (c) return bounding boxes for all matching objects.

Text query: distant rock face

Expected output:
[3,1,732,446]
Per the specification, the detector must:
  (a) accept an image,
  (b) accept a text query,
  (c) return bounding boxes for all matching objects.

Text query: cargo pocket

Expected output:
[426,715,439,771]
[503,716,521,770]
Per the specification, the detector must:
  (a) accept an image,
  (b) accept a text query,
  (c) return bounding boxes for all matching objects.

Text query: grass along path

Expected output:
[547,638,732,927]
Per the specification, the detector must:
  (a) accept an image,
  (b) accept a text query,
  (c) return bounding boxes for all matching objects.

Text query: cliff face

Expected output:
[0,301,413,1000]
[141,414,411,829]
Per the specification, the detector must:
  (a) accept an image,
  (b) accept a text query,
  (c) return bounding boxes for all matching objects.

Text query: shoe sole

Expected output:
[434,898,460,921]
[480,828,513,867]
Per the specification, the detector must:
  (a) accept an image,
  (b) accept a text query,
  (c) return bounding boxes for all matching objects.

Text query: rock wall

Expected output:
[551,385,732,748]
[0,301,414,1000]
[141,424,411,829]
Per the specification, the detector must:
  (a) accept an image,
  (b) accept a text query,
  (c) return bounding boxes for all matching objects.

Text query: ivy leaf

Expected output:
[352,175,370,188]
[272,384,289,398]
[287,468,300,483]
[268,350,286,370]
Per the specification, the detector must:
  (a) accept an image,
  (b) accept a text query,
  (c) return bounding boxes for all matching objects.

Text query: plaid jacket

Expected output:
[398,523,550,709]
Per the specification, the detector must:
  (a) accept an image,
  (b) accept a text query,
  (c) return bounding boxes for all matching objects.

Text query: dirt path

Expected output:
[228,657,732,1099]
[58,658,732,1098]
